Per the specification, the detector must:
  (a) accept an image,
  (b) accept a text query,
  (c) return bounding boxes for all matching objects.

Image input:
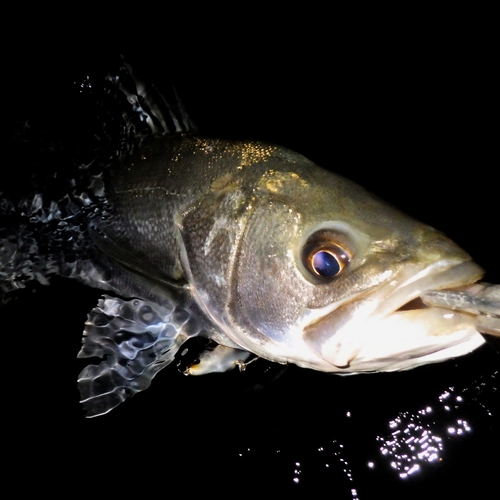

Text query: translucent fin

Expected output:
[115,59,196,137]
[77,295,201,417]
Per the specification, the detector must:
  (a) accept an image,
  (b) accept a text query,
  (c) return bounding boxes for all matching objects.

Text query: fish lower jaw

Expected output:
[294,310,485,374]
[343,332,485,373]
[347,308,485,372]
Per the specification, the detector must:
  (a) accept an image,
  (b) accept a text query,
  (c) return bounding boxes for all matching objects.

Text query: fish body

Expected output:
[0,61,490,416]
[93,133,485,366]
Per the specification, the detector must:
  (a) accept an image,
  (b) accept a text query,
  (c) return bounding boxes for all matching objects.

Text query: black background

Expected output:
[3,20,498,499]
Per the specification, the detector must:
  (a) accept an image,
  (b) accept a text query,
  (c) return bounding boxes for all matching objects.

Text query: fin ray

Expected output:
[77,295,201,417]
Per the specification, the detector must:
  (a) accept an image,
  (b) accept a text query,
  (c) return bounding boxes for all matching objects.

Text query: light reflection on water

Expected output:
[377,405,447,478]
[230,358,498,497]
[237,439,360,499]
[373,369,498,479]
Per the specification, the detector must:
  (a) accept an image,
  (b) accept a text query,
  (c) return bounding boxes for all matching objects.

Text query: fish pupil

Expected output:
[312,251,341,278]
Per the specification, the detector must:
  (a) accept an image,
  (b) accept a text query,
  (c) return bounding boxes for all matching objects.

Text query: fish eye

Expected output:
[311,250,344,278]
[301,231,352,279]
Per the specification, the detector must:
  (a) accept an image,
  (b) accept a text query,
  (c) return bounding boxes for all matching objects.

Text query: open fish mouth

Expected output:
[303,260,487,372]
[375,260,484,318]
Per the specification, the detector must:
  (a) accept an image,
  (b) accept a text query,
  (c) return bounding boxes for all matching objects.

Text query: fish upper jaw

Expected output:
[301,259,485,372]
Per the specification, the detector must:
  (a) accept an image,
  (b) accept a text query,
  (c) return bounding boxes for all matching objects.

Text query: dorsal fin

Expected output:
[115,59,196,137]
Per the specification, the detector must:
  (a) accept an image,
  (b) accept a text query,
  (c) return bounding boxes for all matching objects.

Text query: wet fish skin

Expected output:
[88,134,484,373]
[1,60,490,416]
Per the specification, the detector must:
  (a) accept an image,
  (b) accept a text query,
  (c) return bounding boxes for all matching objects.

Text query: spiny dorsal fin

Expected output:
[115,59,196,137]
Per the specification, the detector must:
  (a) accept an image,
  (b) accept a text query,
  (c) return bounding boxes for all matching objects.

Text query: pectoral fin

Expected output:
[77,295,201,417]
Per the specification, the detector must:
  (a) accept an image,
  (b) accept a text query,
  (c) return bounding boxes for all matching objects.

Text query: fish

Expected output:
[0,57,495,417]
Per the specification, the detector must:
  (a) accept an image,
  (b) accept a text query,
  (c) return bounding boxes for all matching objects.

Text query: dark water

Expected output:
[3,47,498,498]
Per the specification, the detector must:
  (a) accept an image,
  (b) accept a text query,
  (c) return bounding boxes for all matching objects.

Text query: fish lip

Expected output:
[378,259,485,318]
[303,259,485,370]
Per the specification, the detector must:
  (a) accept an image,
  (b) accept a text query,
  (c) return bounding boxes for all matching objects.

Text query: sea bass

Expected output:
[0,60,493,417]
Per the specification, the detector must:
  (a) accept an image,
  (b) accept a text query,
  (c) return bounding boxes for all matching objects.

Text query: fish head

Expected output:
[179,143,485,373]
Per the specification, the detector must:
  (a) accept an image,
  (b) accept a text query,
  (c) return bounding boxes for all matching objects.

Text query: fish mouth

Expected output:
[374,260,483,317]
[302,260,485,372]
